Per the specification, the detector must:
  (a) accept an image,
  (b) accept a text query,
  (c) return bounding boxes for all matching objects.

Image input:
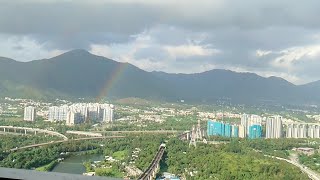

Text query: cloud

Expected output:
[255,50,272,57]
[254,45,320,70]
[1,1,320,84]
[164,44,220,59]
[0,34,65,61]
[89,27,220,72]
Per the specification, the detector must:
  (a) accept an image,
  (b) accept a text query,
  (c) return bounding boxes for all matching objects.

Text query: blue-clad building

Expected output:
[207,120,214,136]
[224,124,232,137]
[212,121,225,136]
[207,120,225,136]
[249,125,262,139]
[207,120,239,137]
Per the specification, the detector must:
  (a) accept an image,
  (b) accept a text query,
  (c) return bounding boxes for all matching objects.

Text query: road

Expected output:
[0,126,68,140]
[92,130,181,134]
[9,136,125,152]
[265,154,320,180]
[66,130,103,137]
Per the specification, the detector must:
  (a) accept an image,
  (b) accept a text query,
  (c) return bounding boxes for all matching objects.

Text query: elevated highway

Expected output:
[92,130,181,134]
[0,126,68,140]
[66,130,102,137]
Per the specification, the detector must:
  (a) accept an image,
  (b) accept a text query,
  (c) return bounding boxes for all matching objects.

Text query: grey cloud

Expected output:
[1,1,320,35]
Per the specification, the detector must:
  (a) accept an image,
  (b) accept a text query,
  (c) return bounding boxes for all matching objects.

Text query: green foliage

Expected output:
[0,135,60,150]
[95,167,123,177]
[165,138,308,180]
[299,152,320,173]
[112,150,128,161]
[35,160,58,172]
[243,138,312,158]
[83,161,94,172]
[105,115,198,131]
[0,140,100,169]
[0,119,94,134]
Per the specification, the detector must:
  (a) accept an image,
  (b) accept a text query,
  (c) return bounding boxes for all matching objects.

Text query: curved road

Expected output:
[0,126,68,140]
[10,136,125,152]
[265,154,320,180]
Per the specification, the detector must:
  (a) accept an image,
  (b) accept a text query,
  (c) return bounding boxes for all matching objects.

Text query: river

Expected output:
[51,153,104,174]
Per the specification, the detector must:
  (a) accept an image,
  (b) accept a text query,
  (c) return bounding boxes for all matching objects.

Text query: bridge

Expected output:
[0,126,68,140]
[138,144,166,180]
[92,130,180,134]
[9,136,125,152]
[66,130,102,137]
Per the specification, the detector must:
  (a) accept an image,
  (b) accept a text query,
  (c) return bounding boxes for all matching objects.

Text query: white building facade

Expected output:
[266,115,282,139]
[24,106,36,121]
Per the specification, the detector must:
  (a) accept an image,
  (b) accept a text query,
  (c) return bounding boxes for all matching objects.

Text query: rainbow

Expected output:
[95,62,129,102]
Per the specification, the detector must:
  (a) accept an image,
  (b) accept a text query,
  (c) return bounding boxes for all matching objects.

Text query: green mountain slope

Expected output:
[0,49,319,105]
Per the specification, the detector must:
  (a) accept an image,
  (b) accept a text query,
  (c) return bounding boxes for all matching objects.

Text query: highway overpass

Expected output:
[0,126,68,140]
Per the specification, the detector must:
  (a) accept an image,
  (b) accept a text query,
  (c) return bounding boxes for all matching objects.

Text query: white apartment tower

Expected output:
[240,114,250,137]
[24,106,36,121]
[238,125,246,138]
[266,115,282,138]
[102,104,114,123]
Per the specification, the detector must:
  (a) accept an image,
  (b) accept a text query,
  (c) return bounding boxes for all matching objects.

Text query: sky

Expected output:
[1,0,320,85]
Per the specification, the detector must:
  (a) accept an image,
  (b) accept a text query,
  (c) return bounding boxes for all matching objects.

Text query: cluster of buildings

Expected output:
[24,103,114,125]
[207,121,239,138]
[207,114,283,139]
[240,114,263,138]
[286,124,320,138]
[48,103,114,125]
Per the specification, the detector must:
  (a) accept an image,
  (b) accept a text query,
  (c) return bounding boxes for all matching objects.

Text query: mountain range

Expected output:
[0,49,319,105]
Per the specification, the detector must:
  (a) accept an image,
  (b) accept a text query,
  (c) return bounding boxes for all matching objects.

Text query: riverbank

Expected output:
[35,149,102,173]
[51,153,104,174]
[35,160,58,172]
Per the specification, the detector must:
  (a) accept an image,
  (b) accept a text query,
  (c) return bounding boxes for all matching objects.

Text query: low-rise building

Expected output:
[292,147,315,156]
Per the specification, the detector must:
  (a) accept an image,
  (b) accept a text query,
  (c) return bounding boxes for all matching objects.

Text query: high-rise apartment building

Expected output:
[231,125,239,138]
[249,125,262,139]
[238,125,245,138]
[224,124,232,137]
[102,104,114,123]
[48,106,68,121]
[266,115,282,138]
[24,106,36,121]
[66,111,84,126]
[240,114,250,137]
[207,120,239,138]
